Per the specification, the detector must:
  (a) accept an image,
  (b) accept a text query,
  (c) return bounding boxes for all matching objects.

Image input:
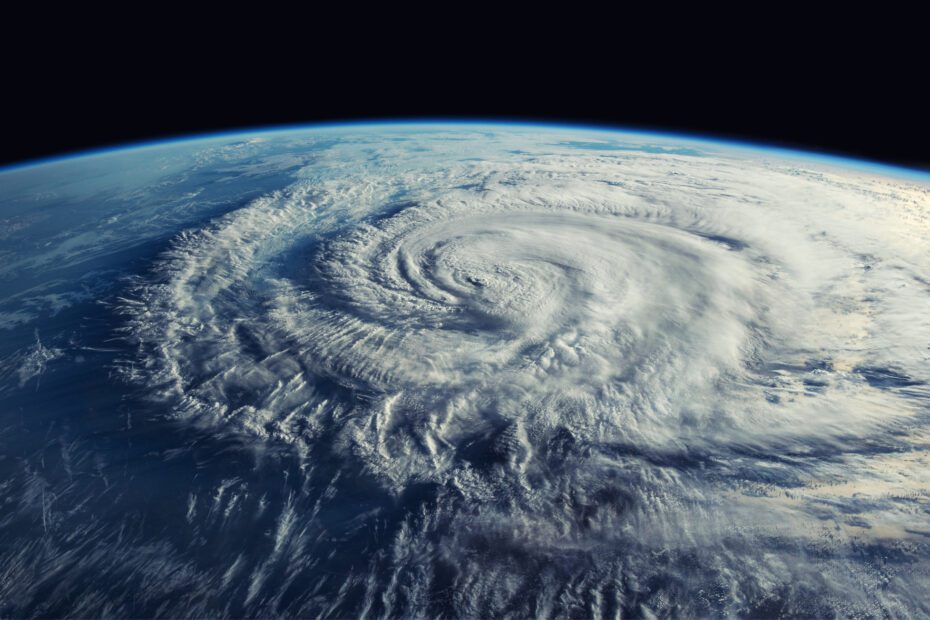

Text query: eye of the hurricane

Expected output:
[416,233,575,332]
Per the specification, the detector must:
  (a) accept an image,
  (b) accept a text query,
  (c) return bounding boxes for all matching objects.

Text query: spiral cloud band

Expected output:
[2,126,930,617]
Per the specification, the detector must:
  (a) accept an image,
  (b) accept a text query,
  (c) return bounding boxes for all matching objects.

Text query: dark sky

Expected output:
[3,17,925,171]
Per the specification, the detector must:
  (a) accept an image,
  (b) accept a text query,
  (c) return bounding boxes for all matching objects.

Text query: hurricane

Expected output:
[1,124,929,617]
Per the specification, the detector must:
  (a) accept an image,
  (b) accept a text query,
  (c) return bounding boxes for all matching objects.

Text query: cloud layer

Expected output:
[2,126,929,617]
[118,131,930,616]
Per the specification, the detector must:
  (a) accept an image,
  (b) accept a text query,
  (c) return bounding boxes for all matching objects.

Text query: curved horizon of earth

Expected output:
[1,122,930,618]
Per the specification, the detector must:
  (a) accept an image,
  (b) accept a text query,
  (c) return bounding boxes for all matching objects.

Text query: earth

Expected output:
[1,123,929,618]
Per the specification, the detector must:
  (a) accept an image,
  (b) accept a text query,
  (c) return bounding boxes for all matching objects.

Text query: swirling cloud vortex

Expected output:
[121,130,930,617]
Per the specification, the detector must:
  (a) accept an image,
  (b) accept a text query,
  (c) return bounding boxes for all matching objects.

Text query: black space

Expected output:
[2,18,925,171]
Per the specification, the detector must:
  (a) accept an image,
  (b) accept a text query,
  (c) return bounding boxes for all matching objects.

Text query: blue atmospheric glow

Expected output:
[3,118,928,182]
